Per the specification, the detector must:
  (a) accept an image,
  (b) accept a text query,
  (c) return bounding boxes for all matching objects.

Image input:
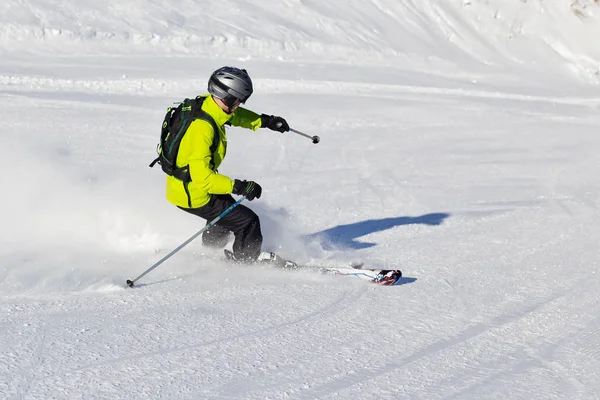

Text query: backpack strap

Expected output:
[150,96,220,182]
[192,97,220,171]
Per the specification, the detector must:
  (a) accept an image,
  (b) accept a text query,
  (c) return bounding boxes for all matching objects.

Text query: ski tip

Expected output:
[373,270,403,286]
[126,279,134,288]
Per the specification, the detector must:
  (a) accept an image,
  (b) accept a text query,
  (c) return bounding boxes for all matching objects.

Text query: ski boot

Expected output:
[224,249,299,270]
[257,251,300,270]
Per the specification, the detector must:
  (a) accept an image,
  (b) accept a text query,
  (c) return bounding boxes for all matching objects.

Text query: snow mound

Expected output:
[1,0,599,82]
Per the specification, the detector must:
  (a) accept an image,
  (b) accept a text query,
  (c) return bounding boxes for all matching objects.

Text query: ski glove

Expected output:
[260,114,290,133]
[233,179,262,201]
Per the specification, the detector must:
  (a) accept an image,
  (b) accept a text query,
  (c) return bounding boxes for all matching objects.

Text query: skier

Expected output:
[164,66,291,265]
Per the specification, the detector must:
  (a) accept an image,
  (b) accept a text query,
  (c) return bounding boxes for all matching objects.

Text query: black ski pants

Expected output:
[178,194,262,261]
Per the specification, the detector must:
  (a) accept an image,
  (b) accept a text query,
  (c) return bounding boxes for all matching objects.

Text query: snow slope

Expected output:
[2,1,600,399]
[2,0,600,85]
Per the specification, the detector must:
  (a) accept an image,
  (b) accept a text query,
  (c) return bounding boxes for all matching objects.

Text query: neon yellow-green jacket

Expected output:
[165,95,262,208]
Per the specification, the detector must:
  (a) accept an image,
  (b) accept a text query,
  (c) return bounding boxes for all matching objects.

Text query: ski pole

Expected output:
[126,196,246,288]
[272,120,319,144]
[289,128,320,144]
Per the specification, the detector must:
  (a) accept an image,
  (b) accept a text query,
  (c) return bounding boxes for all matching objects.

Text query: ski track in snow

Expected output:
[301,275,598,399]
[2,73,600,107]
[69,285,368,374]
[2,279,375,399]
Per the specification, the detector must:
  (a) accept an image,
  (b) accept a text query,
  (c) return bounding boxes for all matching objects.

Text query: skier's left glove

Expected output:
[233,179,262,201]
[261,114,290,133]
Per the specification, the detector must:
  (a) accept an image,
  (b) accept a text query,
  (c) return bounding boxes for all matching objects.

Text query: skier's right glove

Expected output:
[260,114,290,133]
[233,179,262,201]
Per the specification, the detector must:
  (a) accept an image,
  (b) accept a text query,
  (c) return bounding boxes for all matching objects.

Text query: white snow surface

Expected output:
[2,1,600,399]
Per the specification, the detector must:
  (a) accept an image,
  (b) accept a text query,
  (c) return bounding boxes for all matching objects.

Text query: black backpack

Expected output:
[149,96,219,182]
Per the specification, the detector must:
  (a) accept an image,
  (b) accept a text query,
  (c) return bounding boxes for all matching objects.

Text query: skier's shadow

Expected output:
[395,277,418,286]
[305,213,450,250]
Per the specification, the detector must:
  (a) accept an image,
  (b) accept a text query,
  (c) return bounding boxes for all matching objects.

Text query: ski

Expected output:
[267,256,404,286]
[316,265,403,286]
[224,250,403,286]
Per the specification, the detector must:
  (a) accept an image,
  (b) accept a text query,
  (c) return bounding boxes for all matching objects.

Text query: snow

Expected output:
[2,0,600,398]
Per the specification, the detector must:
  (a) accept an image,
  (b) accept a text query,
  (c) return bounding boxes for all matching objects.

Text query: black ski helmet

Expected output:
[208,66,253,107]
